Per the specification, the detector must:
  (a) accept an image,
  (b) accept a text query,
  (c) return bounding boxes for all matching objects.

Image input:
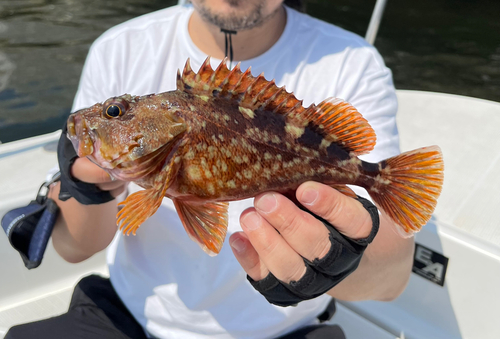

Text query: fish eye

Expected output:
[103,98,129,119]
[106,105,122,117]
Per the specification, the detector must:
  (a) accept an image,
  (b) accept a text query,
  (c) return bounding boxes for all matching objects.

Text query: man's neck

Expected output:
[188,6,287,61]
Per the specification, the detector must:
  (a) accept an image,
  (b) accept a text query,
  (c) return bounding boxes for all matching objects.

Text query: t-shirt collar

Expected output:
[178,4,298,71]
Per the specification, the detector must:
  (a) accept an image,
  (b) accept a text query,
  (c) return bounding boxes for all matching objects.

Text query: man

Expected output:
[7,0,414,338]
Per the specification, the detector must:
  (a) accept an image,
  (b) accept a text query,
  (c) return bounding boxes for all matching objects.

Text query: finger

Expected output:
[240,208,306,283]
[254,192,332,262]
[229,231,269,281]
[296,182,373,239]
[71,157,115,184]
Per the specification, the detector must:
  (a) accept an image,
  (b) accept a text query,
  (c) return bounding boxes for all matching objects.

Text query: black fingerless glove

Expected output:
[57,123,114,205]
[248,196,379,307]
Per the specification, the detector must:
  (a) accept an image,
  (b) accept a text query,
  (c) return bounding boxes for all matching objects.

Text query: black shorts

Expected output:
[6,275,345,339]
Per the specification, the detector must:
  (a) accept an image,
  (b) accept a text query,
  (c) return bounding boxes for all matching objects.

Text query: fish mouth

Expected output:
[67,113,143,170]
[67,113,95,157]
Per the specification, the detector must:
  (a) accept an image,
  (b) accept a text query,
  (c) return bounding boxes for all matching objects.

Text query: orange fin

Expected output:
[174,199,229,256]
[117,187,165,235]
[177,57,305,114]
[368,146,444,236]
[177,57,375,155]
[116,150,181,235]
[329,184,357,198]
[302,98,376,155]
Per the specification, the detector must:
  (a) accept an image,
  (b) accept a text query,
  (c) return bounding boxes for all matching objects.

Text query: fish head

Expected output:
[67,94,186,173]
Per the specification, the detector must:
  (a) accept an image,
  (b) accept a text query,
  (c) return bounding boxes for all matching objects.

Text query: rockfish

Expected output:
[67,57,444,255]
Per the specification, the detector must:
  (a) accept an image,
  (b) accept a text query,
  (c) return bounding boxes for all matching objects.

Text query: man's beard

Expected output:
[194,0,277,31]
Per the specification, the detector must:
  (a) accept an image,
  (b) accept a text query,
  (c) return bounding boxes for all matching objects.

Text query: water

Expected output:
[309,0,500,100]
[0,0,498,143]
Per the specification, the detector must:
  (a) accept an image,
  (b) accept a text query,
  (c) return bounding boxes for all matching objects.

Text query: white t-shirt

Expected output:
[72,4,400,339]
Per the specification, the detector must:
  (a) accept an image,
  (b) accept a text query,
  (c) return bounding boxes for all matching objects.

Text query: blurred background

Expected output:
[0,0,498,143]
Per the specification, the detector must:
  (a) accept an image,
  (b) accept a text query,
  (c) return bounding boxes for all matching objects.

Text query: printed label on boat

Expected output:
[412,243,449,286]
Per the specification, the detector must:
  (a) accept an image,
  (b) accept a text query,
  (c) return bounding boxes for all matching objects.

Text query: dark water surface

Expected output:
[0,0,498,143]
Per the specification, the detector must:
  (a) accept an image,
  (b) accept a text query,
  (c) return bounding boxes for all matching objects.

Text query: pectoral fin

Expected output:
[117,152,181,235]
[174,199,229,256]
[117,187,164,235]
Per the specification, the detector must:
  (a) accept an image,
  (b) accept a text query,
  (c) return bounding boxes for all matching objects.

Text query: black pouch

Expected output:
[1,172,60,269]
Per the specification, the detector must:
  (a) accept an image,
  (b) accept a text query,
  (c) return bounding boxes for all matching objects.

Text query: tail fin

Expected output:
[369,146,444,236]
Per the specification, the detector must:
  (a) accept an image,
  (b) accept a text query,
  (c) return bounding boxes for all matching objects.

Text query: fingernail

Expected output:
[230,238,246,253]
[242,211,261,231]
[300,188,318,205]
[255,194,277,213]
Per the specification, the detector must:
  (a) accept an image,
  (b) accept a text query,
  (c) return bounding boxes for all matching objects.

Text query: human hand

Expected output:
[57,125,127,204]
[230,181,379,306]
[71,157,127,197]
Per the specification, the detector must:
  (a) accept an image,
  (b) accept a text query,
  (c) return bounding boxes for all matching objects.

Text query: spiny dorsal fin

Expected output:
[177,57,376,155]
[178,57,302,113]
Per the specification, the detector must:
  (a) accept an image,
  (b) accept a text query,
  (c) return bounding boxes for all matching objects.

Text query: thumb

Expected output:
[71,157,116,184]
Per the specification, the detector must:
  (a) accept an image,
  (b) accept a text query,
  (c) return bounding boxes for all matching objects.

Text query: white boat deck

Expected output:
[0,90,499,338]
[396,91,500,246]
[0,131,107,337]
